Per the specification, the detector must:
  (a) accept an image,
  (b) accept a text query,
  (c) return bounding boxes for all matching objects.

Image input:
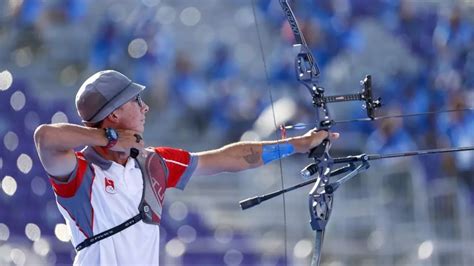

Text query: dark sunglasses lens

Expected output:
[136,95,143,107]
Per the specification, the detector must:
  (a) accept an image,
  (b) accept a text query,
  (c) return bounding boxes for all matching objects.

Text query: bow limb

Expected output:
[279,0,320,78]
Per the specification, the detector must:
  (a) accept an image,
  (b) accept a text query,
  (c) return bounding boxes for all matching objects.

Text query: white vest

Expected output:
[49,146,197,265]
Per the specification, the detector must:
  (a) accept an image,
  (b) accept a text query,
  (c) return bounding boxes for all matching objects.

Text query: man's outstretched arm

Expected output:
[193,130,339,176]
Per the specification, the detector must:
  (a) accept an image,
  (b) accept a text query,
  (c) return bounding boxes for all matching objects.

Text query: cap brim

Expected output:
[87,82,146,123]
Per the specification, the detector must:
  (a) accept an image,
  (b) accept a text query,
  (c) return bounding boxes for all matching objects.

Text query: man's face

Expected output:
[114,94,149,132]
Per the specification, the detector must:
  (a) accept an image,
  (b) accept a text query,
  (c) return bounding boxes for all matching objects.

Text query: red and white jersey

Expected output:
[49,146,197,266]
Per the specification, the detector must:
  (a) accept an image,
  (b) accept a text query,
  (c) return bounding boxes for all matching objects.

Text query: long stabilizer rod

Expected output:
[283,107,474,130]
[333,146,474,164]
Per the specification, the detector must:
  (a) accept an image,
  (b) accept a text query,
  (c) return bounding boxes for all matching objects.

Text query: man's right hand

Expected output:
[108,129,145,155]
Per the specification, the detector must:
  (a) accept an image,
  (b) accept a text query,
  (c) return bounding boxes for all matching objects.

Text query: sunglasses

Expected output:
[135,94,144,108]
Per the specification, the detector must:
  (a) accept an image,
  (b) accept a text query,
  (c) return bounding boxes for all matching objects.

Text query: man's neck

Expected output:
[93,146,129,166]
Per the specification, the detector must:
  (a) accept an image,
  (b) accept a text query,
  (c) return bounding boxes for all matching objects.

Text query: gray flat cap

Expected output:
[75,70,145,123]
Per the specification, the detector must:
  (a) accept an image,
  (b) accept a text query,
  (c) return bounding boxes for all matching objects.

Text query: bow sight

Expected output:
[308,75,382,130]
[314,75,382,119]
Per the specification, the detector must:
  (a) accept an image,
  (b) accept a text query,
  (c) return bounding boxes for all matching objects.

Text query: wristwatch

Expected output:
[104,128,119,148]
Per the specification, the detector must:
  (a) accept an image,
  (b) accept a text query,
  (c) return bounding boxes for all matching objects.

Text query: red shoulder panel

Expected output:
[50,152,89,198]
[154,147,190,188]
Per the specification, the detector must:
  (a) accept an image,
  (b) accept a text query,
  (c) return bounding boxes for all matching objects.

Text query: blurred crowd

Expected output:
[1,0,473,265]
[3,0,473,147]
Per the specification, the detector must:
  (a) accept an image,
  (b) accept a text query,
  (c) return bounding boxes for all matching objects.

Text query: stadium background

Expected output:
[0,0,473,265]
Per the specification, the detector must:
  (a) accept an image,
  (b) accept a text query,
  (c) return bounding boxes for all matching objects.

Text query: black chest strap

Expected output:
[75,213,142,252]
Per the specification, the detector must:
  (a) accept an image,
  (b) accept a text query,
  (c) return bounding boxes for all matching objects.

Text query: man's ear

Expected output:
[106,111,120,123]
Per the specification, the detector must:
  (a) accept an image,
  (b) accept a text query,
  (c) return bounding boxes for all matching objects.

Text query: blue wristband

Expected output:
[261,143,295,164]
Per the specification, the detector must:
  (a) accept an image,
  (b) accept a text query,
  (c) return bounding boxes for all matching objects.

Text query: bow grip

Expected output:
[308,138,329,159]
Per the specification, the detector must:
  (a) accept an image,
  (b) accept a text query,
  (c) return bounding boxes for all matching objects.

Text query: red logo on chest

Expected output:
[104,177,116,194]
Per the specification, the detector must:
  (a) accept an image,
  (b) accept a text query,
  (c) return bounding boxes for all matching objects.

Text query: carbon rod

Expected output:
[283,107,474,130]
[335,107,474,124]
[367,146,474,160]
[333,146,474,164]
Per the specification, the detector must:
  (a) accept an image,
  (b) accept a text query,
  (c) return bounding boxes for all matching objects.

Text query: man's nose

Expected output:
[142,102,149,113]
